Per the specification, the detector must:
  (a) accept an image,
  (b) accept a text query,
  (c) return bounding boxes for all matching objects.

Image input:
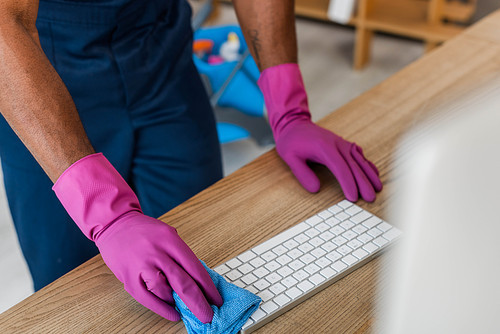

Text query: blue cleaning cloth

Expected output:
[173,262,262,334]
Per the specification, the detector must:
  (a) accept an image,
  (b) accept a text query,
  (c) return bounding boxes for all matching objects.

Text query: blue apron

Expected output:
[0,0,222,290]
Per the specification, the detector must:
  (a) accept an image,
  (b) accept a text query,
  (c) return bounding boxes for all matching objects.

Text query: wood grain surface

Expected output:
[1,10,500,334]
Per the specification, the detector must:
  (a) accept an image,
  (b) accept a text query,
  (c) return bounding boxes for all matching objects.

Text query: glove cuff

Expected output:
[53,153,142,241]
[258,63,312,138]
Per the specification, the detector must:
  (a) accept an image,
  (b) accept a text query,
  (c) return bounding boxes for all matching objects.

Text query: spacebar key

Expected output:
[253,222,309,255]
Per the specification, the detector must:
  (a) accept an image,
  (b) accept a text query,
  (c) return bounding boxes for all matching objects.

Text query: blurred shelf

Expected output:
[295,0,331,21]
[218,0,476,69]
[359,0,464,42]
[294,0,476,69]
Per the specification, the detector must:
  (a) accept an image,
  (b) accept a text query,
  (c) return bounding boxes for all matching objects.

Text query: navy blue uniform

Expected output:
[0,0,222,290]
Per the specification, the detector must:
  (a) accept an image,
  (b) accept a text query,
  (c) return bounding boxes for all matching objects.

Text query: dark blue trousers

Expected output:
[0,0,222,291]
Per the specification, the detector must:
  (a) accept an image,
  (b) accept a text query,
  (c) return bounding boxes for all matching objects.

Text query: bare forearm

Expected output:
[0,15,94,182]
[233,0,297,71]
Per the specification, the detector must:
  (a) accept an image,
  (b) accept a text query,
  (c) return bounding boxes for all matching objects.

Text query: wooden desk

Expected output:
[1,10,500,334]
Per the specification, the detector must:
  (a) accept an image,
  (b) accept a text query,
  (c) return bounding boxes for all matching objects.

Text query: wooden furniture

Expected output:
[1,10,500,333]
[295,0,477,69]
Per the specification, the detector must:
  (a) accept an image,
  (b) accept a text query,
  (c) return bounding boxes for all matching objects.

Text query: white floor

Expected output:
[1,1,491,314]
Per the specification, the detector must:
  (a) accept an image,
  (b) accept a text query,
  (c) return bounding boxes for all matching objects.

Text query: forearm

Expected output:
[0,14,94,182]
[233,0,297,71]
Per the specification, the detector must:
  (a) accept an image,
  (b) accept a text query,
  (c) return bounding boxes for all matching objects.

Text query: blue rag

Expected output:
[173,262,262,334]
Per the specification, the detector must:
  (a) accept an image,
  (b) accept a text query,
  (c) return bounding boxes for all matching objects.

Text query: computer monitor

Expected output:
[376,79,500,333]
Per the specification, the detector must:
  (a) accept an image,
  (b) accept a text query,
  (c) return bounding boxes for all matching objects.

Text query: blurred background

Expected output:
[0,0,497,313]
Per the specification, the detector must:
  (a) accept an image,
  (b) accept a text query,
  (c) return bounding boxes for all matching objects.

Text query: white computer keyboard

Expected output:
[213,200,402,333]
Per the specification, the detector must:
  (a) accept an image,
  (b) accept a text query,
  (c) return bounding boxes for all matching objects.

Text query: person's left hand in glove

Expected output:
[233,1,382,202]
[258,63,382,202]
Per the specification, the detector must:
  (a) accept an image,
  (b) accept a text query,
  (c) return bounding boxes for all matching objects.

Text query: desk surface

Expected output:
[2,10,500,333]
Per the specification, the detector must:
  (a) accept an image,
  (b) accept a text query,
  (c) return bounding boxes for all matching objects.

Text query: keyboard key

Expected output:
[332,261,348,272]
[331,226,346,236]
[277,266,293,278]
[261,301,279,314]
[350,211,372,224]
[320,267,337,279]
[214,264,230,275]
[288,248,304,259]
[315,222,330,232]
[226,258,242,269]
[269,283,286,295]
[238,263,254,275]
[373,236,389,247]
[241,273,258,285]
[325,217,341,227]
[318,209,333,219]
[347,239,362,250]
[336,212,350,221]
[300,254,316,264]
[283,239,299,250]
[357,233,373,244]
[265,272,282,284]
[246,285,258,295]
[282,276,298,288]
[377,222,392,232]
[298,245,314,257]
[363,216,382,229]
[332,236,348,246]
[233,279,246,288]
[262,251,277,262]
[309,237,324,247]
[338,200,353,209]
[297,280,314,292]
[226,269,242,281]
[305,229,320,238]
[311,248,326,258]
[363,242,379,253]
[309,273,325,285]
[304,263,320,275]
[353,224,368,235]
[294,233,309,244]
[368,228,383,238]
[342,230,357,241]
[293,269,309,282]
[254,279,271,291]
[345,205,362,216]
[352,249,369,259]
[314,257,332,268]
[306,215,323,226]
[254,267,270,278]
[327,205,343,214]
[319,231,335,241]
[342,254,358,266]
[286,287,303,299]
[337,245,353,256]
[340,220,355,230]
[272,245,288,256]
[289,259,305,270]
[258,289,274,302]
[326,251,342,262]
[250,308,267,321]
[321,241,337,252]
[276,254,292,266]
[238,250,257,263]
[273,294,291,307]
[265,260,281,271]
[250,257,265,268]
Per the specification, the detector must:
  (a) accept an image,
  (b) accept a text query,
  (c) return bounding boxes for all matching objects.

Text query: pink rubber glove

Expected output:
[53,153,223,323]
[258,63,382,202]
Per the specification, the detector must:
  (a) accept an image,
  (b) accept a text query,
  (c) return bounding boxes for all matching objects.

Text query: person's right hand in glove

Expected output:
[53,153,223,323]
